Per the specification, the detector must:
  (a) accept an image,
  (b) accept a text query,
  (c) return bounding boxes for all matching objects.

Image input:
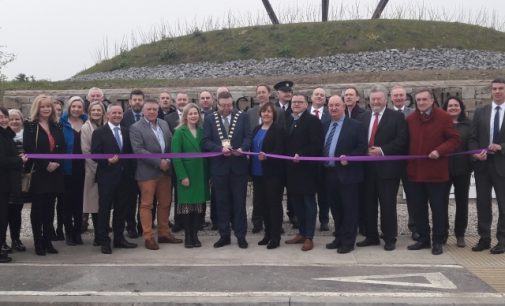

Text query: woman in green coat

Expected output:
[171,103,210,248]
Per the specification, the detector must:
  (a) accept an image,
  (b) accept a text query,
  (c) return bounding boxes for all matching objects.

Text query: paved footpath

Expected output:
[1,232,504,305]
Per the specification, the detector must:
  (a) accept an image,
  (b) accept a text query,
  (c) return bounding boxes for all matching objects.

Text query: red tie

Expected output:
[369,112,379,147]
[314,109,320,119]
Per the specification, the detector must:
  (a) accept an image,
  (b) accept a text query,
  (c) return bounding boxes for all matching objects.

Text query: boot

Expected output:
[74,232,83,245]
[191,212,201,248]
[0,251,12,263]
[91,213,100,246]
[183,214,193,248]
[65,229,76,246]
[34,239,45,256]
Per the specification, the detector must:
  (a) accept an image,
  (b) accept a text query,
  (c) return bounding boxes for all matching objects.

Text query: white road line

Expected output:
[0,291,502,298]
[2,262,464,268]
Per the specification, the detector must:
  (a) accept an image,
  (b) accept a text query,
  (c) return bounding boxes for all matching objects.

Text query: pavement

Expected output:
[1,193,505,305]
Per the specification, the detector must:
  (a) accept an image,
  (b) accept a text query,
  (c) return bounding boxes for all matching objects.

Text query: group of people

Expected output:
[0,78,504,263]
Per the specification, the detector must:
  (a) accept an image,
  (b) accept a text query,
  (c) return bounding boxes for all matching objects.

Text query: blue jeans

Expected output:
[290,193,317,239]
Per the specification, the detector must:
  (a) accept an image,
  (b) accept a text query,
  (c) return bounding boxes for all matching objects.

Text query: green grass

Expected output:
[79,19,505,75]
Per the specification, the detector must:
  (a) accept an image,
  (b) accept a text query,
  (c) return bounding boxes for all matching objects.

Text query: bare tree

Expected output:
[0,46,15,81]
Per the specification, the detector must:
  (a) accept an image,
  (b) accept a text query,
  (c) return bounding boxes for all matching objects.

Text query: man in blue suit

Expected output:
[323,95,367,254]
[202,91,251,249]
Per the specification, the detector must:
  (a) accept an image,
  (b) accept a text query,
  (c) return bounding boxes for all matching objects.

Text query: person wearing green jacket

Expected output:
[171,103,210,248]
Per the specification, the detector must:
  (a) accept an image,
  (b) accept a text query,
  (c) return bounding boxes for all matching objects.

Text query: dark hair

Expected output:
[256,83,271,93]
[414,88,434,100]
[217,91,233,101]
[442,96,468,122]
[492,78,505,85]
[259,102,277,122]
[0,106,8,117]
[344,86,360,97]
[130,89,144,100]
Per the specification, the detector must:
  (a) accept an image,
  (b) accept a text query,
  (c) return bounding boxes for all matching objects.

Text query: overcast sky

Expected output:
[1,0,504,81]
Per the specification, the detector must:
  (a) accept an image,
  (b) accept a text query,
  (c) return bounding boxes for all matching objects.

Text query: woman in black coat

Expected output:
[250,102,286,249]
[24,95,66,256]
[442,96,472,248]
[0,107,27,263]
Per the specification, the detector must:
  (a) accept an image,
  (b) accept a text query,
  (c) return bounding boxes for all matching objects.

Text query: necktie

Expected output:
[397,108,403,113]
[324,122,338,157]
[314,109,320,119]
[282,105,286,111]
[113,127,122,151]
[493,106,502,144]
[223,116,230,134]
[369,112,379,147]
[135,113,141,122]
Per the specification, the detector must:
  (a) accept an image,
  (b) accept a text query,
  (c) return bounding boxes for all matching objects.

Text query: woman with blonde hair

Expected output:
[60,96,88,246]
[24,94,66,256]
[81,101,106,246]
[171,103,209,248]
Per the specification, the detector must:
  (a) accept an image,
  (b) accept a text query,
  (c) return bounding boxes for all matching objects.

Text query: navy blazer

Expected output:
[323,116,367,184]
[356,108,408,179]
[121,109,138,128]
[202,110,251,176]
[91,124,134,184]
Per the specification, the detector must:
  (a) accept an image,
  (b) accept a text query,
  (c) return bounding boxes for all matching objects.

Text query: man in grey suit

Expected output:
[469,78,505,254]
[247,84,285,233]
[130,99,182,250]
[389,84,417,241]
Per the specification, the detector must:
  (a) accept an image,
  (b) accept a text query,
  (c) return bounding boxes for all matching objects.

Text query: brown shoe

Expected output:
[301,239,313,251]
[158,235,183,244]
[145,239,159,250]
[285,234,305,244]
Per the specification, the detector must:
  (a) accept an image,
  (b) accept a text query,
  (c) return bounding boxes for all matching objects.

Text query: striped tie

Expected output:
[324,122,338,157]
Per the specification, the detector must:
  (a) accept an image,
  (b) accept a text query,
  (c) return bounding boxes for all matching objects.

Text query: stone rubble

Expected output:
[72,48,505,81]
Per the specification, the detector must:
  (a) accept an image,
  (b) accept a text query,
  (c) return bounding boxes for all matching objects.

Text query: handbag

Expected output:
[21,124,39,193]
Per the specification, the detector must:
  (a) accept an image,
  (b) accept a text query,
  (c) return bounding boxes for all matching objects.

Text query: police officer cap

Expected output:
[274,80,294,92]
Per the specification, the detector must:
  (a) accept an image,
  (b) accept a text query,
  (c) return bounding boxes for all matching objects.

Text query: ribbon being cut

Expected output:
[26,149,488,162]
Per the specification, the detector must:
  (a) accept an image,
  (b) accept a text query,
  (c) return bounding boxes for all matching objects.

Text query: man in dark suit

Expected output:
[309,87,331,232]
[157,91,176,119]
[120,89,145,239]
[247,83,285,233]
[343,87,366,119]
[203,91,251,249]
[390,85,417,241]
[164,92,189,233]
[91,104,137,254]
[284,94,324,252]
[356,85,408,251]
[469,78,505,254]
[323,95,367,254]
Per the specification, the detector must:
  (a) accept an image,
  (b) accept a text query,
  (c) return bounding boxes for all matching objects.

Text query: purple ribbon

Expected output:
[27,149,488,162]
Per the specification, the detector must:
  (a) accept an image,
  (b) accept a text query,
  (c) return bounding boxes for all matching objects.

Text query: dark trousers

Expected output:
[97,176,135,244]
[290,193,317,239]
[125,185,139,231]
[325,168,359,247]
[445,173,471,237]
[31,193,57,248]
[209,184,217,225]
[62,174,84,237]
[253,176,284,241]
[212,174,248,239]
[316,168,330,224]
[475,162,505,243]
[7,203,23,241]
[409,181,448,245]
[364,167,400,242]
[251,178,264,229]
[402,174,416,233]
[48,193,64,234]
[0,193,8,246]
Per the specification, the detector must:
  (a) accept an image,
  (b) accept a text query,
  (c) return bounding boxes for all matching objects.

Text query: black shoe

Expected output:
[93,240,100,247]
[252,225,263,234]
[267,240,280,249]
[11,240,26,252]
[326,239,341,250]
[237,238,248,249]
[432,243,443,255]
[411,232,421,241]
[45,245,58,254]
[490,243,505,255]
[1,243,12,254]
[356,238,380,247]
[101,243,112,254]
[211,223,218,231]
[74,235,83,245]
[171,223,184,233]
[258,237,270,246]
[472,239,491,252]
[384,241,396,251]
[192,235,202,248]
[320,222,329,231]
[55,228,65,241]
[113,239,137,248]
[0,252,12,263]
[199,221,211,230]
[456,236,466,248]
[337,245,354,254]
[65,236,77,246]
[407,241,431,250]
[126,228,139,239]
[213,237,231,248]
